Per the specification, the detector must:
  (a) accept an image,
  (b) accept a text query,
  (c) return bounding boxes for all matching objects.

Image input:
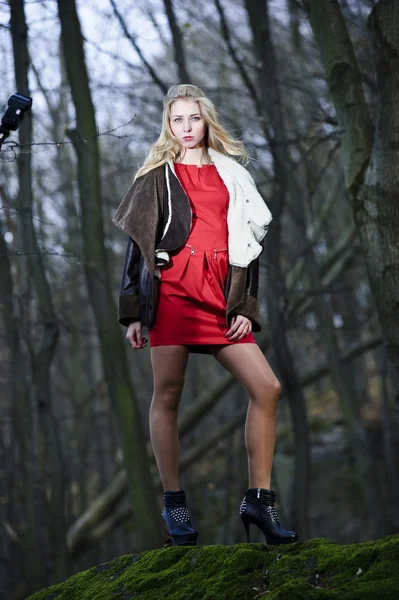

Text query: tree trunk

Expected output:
[10,0,69,587]
[0,217,33,595]
[306,0,399,422]
[56,0,163,550]
[306,0,373,192]
[360,2,399,421]
[377,346,399,503]
[244,0,311,540]
[301,218,387,536]
[163,0,191,83]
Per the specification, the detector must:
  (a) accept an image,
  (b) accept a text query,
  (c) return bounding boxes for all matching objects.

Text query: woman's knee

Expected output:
[252,376,281,408]
[272,377,282,398]
[150,346,189,409]
[152,376,185,409]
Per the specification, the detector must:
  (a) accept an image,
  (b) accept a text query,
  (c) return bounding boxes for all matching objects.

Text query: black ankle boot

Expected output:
[239,488,298,545]
[161,489,198,547]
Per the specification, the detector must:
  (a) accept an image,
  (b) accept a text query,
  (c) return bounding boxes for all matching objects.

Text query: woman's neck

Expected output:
[176,147,211,166]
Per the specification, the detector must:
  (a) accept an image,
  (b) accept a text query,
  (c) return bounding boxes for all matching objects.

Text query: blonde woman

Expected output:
[113,84,297,548]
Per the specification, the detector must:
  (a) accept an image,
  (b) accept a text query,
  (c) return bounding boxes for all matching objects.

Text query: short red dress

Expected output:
[149,163,256,352]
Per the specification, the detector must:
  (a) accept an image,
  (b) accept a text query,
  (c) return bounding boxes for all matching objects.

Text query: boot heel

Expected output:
[239,488,298,546]
[241,516,251,542]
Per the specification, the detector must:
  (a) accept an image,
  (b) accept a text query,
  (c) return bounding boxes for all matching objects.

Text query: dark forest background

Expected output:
[1,0,399,598]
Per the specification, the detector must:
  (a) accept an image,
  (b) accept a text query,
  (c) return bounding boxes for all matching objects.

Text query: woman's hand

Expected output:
[126,321,148,349]
[225,315,252,342]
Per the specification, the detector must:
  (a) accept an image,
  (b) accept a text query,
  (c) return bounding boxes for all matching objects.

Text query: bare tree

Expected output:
[3,1,399,594]
[109,0,168,93]
[10,0,69,589]
[163,0,191,83]
[244,0,311,540]
[306,0,399,423]
[56,0,163,550]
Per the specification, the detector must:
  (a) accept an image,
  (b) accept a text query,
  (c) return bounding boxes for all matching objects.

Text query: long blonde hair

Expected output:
[134,84,250,180]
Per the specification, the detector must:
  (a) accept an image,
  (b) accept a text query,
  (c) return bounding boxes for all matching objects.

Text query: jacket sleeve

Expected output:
[231,255,261,332]
[229,243,263,333]
[118,236,142,327]
[246,255,259,298]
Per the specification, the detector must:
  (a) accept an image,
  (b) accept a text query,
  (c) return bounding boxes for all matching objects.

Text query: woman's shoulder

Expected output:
[208,148,255,184]
[135,163,166,183]
[130,164,167,198]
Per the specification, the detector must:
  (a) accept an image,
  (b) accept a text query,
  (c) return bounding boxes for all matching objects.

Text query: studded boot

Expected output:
[239,487,298,545]
[161,489,198,547]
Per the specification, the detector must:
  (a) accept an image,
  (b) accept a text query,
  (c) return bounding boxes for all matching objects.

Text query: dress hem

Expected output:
[150,338,256,347]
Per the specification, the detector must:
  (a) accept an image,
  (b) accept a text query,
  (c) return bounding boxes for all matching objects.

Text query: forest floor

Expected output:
[26,533,399,600]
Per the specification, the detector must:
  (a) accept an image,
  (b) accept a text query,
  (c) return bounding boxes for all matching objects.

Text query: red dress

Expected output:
[149,163,256,352]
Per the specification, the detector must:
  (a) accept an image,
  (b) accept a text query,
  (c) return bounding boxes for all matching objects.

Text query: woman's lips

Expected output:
[183,136,194,140]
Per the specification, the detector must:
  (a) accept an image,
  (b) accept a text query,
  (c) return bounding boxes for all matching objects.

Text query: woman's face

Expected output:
[169,98,207,149]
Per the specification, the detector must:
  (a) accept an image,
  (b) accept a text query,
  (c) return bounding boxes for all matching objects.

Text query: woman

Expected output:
[112,84,297,547]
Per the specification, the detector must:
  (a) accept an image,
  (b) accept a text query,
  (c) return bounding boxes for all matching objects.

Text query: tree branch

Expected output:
[109,0,168,94]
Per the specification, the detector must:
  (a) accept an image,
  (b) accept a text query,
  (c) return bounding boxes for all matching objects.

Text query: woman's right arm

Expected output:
[119,237,147,349]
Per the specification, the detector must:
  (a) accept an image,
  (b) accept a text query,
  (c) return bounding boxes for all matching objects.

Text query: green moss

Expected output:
[26,534,399,600]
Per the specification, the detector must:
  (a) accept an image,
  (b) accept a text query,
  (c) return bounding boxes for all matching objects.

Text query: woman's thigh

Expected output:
[209,343,281,402]
[150,345,190,403]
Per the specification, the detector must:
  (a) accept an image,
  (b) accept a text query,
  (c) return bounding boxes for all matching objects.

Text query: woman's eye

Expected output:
[173,117,200,122]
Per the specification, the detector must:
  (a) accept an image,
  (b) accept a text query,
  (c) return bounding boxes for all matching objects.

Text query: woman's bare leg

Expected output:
[150,345,190,492]
[209,343,281,489]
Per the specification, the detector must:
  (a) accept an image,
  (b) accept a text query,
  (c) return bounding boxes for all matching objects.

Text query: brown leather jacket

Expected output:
[113,163,263,339]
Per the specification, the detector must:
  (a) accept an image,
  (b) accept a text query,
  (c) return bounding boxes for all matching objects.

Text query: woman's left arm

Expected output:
[225,255,261,341]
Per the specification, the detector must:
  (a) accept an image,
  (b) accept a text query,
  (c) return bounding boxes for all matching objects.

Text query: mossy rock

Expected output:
[26,534,399,600]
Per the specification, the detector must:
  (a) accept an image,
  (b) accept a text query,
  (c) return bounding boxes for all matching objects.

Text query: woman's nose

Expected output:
[183,121,192,132]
